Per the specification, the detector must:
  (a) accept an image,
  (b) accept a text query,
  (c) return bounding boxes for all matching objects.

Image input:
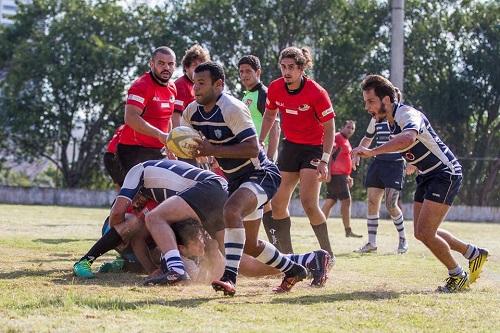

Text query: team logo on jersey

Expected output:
[298,104,310,111]
[276,101,284,107]
[152,96,160,101]
[405,152,415,161]
[170,96,175,103]
[214,129,222,139]
[244,98,253,106]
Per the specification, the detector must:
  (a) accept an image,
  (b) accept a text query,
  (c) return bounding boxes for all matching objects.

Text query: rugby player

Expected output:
[259,47,336,256]
[321,120,362,238]
[238,55,282,249]
[352,87,409,254]
[117,46,177,173]
[182,62,329,296]
[352,75,488,292]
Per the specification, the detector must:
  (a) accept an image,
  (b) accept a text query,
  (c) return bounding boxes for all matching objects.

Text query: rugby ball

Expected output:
[166,126,201,159]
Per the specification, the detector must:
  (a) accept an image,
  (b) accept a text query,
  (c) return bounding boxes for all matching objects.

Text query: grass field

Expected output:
[0,204,498,333]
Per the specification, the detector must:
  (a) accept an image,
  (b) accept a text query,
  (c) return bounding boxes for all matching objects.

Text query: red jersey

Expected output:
[266,77,335,145]
[174,74,194,113]
[330,132,352,175]
[120,72,176,148]
[106,125,124,153]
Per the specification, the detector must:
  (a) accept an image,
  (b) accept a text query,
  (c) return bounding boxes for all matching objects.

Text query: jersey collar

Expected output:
[149,71,169,86]
[247,82,263,92]
[285,76,306,95]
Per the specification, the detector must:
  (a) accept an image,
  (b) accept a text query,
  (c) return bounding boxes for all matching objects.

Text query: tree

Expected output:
[1,0,152,187]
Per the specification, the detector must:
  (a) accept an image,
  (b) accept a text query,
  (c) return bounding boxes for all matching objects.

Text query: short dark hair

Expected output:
[345,119,356,126]
[361,75,397,103]
[170,218,203,246]
[279,47,313,70]
[152,46,175,59]
[182,44,210,71]
[238,55,261,72]
[194,61,225,83]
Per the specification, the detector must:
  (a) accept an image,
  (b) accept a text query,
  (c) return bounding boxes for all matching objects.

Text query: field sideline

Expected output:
[0,204,498,332]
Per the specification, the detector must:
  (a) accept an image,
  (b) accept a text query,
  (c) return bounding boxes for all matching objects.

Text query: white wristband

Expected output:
[321,152,331,163]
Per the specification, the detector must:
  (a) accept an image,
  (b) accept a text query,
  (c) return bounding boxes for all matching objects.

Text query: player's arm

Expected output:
[171,112,181,128]
[353,129,417,158]
[124,104,168,144]
[109,196,132,227]
[266,118,280,160]
[259,108,278,145]
[194,136,259,159]
[317,118,335,181]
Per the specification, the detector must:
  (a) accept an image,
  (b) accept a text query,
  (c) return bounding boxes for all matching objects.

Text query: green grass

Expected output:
[0,204,498,333]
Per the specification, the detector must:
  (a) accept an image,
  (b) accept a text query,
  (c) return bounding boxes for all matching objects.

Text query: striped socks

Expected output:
[392,214,406,240]
[286,251,315,267]
[223,228,245,283]
[162,249,185,275]
[367,215,379,246]
[464,244,479,260]
[255,240,295,274]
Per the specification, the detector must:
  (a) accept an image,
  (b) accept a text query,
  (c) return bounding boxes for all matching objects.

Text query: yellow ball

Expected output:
[166,126,201,159]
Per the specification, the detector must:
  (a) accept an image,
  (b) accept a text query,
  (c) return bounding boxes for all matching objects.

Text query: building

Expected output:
[0,0,31,26]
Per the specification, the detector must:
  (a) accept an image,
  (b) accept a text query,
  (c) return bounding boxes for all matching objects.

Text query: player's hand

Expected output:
[352,146,374,159]
[406,164,417,175]
[192,137,215,157]
[351,154,360,171]
[157,131,169,145]
[317,161,329,182]
[347,176,354,188]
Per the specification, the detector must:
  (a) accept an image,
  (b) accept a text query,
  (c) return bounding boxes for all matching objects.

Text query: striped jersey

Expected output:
[181,93,274,181]
[365,118,403,162]
[391,104,462,176]
[118,159,228,203]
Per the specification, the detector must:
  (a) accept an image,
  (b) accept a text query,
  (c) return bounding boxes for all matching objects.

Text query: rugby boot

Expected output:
[469,248,489,284]
[397,237,409,254]
[73,259,94,279]
[436,272,469,293]
[354,242,377,253]
[273,264,307,293]
[307,250,332,287]
[143,268,190,286]
[212,277,236,297]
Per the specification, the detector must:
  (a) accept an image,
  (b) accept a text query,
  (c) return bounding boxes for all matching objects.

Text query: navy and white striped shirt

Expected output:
[365,117,403,162]
[118,159,228,202]
[391,104,462,176]
[182,93,274,181]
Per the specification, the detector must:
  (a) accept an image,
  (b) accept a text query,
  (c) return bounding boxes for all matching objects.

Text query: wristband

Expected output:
[321,152,331,163]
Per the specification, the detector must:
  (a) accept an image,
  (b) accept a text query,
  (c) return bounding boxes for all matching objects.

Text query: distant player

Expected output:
[321,120,362,238]
[353,87,408,254]
[259,47,336,256]
[352,75,488,293]
[183,62,328,296]
[117,46,176,173]
[172,44,211,128]
[238,55,281,248]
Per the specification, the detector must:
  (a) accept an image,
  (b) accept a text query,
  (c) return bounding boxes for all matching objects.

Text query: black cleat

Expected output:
[273,264,307,293]
[307,250,332,287]
[144,269,190,286]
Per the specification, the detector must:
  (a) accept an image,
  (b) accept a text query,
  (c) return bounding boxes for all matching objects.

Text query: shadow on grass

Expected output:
[271,290,401,304]
[33,238,96,244]
[70,296,213,310]
[52,272,147,288]
[0,269,65,279]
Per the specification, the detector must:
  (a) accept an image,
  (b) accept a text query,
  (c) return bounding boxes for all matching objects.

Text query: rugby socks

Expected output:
[392,214,406,240]
[448,265,464,277]
[367,215,379,246]
[312,222,333,257]
[262,211,282,250]
[223,228,245,284]
[80,227,123,263]
[161,249,185,275]
[286,251,315,267]
[464,244,480,260]
[273,216,294,253]
[255,240,297,274]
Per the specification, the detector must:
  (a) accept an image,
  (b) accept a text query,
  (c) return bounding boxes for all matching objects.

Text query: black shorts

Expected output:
[414,172,462,206]
[365,159,405,190]
[103,152,125,186]
[177,179,228,238]
[326,175,351,201]
[277,139,322,172]
[116,143,164,174]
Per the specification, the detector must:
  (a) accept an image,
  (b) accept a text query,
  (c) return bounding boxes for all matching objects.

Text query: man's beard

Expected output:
[152,70,171,84]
